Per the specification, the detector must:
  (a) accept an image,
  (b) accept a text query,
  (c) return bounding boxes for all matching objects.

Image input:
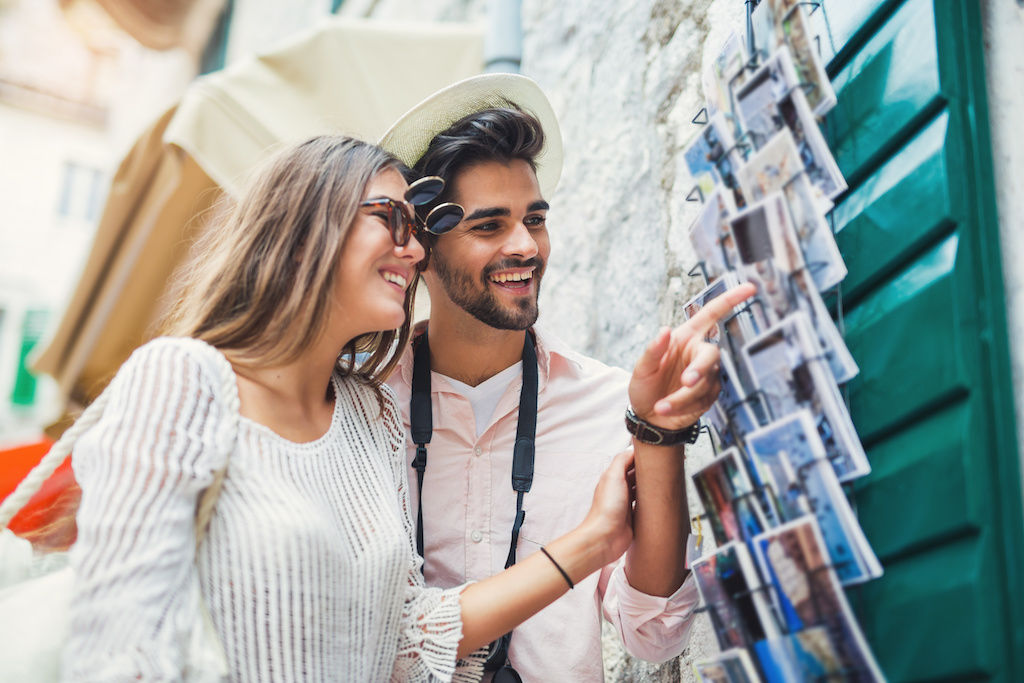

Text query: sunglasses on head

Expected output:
[360,175,464,247]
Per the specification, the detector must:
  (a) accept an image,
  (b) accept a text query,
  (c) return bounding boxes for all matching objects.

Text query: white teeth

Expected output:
[382,272,407,289]
[491,271,532,283]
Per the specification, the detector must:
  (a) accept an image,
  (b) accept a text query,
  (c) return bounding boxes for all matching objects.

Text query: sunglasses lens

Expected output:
[405,176,444,206]
[424,203,464,234]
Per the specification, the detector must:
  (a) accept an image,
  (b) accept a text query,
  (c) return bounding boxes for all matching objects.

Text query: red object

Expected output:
[0,438,78,540]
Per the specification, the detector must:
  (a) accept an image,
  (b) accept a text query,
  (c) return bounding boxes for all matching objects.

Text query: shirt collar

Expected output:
[395,320,584,392]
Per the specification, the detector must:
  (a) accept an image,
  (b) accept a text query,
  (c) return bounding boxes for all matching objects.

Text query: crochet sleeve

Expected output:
[377,386,487,683]
[62,339,231,682]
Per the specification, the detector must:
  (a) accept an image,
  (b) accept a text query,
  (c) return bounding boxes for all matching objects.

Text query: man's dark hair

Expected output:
[413,105,545,206]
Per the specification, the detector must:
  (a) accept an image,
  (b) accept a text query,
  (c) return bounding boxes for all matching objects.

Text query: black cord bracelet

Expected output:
[539,546,574,590]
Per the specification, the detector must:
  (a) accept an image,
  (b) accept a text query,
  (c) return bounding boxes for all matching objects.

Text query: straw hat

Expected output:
[378,73,563,196]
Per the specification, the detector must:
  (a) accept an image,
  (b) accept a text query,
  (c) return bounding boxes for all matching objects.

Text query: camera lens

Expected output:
[492,665,523,683]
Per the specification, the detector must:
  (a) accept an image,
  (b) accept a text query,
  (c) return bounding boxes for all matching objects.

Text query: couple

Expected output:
[60,74,752,681]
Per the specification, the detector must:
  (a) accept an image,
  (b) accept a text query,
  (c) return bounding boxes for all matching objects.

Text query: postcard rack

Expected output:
[681,1,885,681]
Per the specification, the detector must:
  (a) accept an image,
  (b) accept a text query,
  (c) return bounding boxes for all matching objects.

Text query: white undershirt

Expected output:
[442,361,523,438]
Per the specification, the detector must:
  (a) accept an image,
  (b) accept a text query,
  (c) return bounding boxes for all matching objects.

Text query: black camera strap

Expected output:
[410,331,538,672]
[410,332,537,562]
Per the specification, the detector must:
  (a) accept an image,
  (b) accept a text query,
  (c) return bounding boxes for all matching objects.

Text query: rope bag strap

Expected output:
[0,339,240,548]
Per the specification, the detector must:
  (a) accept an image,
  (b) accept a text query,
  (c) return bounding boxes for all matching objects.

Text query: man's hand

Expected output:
[628,283,756,431]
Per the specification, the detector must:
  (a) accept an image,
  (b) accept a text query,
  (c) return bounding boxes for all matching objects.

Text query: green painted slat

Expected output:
[825,0,941,181]
[856,535,997,680]
[854,401,978,560]
[833,110,953,300]
[819,1,1022,680]
[844,233,971,438]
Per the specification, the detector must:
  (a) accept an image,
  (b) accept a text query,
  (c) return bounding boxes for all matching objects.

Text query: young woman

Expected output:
[59,136,635,681]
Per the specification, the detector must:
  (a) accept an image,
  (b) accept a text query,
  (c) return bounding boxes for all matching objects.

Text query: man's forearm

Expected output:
[622,440,689,597]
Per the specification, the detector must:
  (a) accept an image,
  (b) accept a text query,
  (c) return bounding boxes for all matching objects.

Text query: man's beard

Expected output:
[430,250,544,330]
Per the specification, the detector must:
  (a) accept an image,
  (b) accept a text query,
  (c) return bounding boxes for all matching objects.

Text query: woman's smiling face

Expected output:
[331,168,425,341]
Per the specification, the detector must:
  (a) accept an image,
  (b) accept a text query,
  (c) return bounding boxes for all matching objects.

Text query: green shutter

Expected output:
[10,309,49,407]
[821,0,1024,679]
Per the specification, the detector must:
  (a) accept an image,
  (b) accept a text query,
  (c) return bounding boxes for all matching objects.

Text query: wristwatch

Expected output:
[624,406,701,446]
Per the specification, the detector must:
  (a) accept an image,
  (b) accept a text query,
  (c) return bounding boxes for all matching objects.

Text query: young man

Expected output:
[380,74,753,681]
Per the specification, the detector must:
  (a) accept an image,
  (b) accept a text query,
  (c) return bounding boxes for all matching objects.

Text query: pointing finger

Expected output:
[684,283,756,339]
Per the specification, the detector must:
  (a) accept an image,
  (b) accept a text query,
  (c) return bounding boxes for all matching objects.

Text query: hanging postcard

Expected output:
[683,111,749,210]
[694,647,761,683]
[736,128,845,293]
[750,0,837,116]
[751,518,884,681]
[726,194,858,384]
[734,49,847,201]
[707,352,763,449]
[741,311,869,482]
[703,30,750,117]
[691,541,782,651]
[683,272,763,403]
[746,409,882,584]
[688,187,742,282]
[693,447,775,545]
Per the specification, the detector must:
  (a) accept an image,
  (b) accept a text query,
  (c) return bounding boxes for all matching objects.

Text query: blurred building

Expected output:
[0,0,217,443]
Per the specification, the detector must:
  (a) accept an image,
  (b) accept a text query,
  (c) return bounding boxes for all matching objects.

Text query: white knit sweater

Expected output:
[63,338,483,682]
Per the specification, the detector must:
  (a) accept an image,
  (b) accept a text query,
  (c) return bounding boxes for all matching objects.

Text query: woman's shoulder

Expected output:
[113,337,238,412]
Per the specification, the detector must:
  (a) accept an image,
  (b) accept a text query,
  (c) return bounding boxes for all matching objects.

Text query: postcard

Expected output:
[752,519,884,681]
[703,30,749,117]
[693,447,771,545]
[708,351,763,449]
[750,0,837,116]
[688,186,740,281]
[692,541,781,650]
[777,3,837,116]
[724,191,857,384]
[682,271,762,402]
[684,275,733,344]
[741,312,869,482]
[736,128,846,293]
[683,111,749,210]
[754,627,865,683]
[731,192,806,275]
[694,647,761,683]
[746,409,882,584]
[684,271,758,354]
[734,49,846,201]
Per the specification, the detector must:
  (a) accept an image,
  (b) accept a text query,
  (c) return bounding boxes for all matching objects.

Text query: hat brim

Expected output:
[378,73,563,196]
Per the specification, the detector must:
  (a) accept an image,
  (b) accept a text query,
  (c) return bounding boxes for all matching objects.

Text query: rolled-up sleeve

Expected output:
[599,563,700,664]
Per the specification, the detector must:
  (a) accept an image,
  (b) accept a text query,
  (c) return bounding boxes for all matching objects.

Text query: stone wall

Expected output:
[521,2,742,678]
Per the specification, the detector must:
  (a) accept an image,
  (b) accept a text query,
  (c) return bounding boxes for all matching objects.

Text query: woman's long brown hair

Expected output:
[23,136,417,551]
[162,135,417,388]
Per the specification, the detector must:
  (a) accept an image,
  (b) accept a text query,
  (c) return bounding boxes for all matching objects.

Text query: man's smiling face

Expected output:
[423,158,550,331]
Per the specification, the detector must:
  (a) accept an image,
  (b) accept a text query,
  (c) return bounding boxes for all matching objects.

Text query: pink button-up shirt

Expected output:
[387,323,698,682]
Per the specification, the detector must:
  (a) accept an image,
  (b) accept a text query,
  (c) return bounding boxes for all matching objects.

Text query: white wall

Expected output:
[982,0,1024,522]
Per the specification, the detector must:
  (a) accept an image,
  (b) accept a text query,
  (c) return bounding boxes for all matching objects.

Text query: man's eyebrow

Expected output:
[463,207,510,221]
[529,200,550,212]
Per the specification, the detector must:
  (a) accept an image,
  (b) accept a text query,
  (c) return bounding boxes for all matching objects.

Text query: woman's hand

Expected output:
[577,450,636,567]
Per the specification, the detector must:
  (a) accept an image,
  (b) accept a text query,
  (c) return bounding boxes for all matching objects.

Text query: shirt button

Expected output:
[471,530,483,543]
[473,446,482,456]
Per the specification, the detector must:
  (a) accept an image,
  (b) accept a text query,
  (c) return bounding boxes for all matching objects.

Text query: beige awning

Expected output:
[33,18,483,425]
